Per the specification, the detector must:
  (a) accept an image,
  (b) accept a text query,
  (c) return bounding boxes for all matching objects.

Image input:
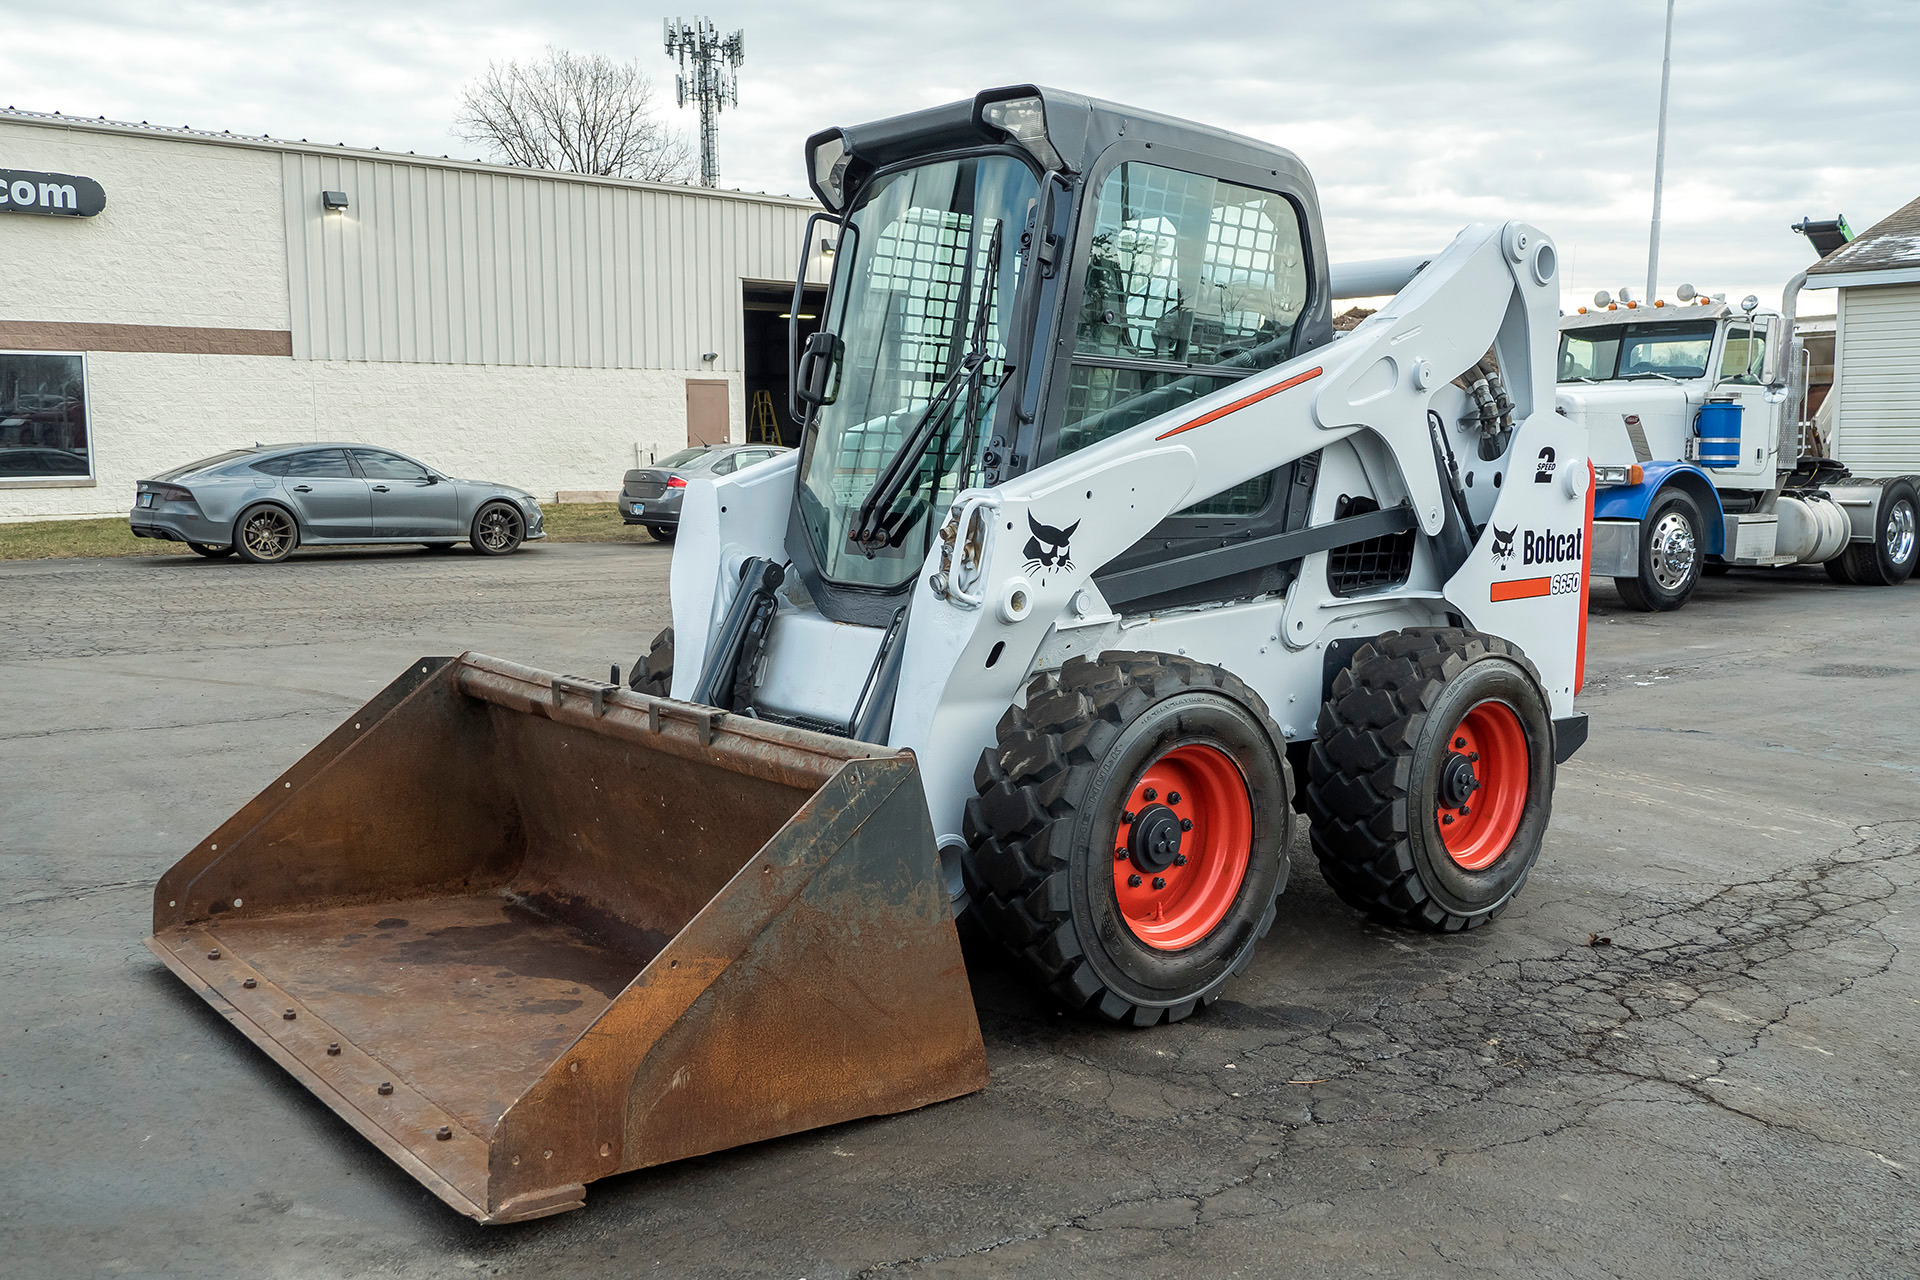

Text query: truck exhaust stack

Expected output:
[146,654,987,1223]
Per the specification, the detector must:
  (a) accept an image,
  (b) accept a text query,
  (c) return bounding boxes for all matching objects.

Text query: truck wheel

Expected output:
[1306,628,1554,932]
[628,627,674,697]
[1614,489,1703,611]
[1823,556,1856,585]
[962,653,1291,1026]
[1839,479,1919,586]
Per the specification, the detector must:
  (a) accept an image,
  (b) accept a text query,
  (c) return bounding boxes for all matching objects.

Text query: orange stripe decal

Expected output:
[1490,576,1551,602]
[1155,366,1323,440]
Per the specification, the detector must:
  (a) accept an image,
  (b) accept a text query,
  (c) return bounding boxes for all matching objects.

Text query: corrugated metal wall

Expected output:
[281,152,820,369]
[1834,284,1920,473]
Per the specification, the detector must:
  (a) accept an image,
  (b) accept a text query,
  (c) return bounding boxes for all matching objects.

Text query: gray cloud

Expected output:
[4,0,1916,311]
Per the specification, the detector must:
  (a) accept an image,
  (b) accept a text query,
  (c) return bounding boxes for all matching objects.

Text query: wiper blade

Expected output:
[852,221,1003,548]
[1620,371,1686,382]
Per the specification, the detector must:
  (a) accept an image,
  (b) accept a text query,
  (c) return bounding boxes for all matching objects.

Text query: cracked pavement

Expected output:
[2,546,1916,1278]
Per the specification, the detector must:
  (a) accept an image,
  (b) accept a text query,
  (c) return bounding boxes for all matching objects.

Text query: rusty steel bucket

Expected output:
[145,653,988,1224]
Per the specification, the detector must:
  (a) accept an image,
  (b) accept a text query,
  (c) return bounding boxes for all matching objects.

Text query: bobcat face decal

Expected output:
[1490,524,1517,569]
[1023,513,1079,574]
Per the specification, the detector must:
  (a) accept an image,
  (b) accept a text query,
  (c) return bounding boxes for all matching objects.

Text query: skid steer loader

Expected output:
[148,86,1591,1222]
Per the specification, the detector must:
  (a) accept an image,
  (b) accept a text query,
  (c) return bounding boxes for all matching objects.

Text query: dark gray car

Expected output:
[129,443,546,563]
[620,444,788,541]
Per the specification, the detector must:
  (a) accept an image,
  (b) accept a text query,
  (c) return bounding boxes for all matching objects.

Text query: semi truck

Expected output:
[1554,219,1917,610]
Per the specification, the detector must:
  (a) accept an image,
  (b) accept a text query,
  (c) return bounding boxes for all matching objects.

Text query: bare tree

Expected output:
[454,47,694,183]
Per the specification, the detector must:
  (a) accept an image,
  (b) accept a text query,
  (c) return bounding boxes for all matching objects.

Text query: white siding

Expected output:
[281,152,816,370]
[1833,284,1920,475]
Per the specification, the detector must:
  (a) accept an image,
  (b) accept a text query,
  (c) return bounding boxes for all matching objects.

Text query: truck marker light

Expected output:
[1155,367,1322,440]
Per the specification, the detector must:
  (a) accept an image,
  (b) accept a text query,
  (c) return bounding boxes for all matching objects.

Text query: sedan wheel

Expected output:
[472,502,525,556]
[234,505,298,564]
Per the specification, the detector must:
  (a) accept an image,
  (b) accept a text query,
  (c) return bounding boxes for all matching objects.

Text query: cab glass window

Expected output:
[1059,164,1309,514]
[1720,325,1766,384]
[1559,329,1621,381]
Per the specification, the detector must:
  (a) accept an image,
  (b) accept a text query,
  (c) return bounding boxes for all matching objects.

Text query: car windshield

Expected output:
[152,449,255,480]
[796,153,1038,589]
[1559,322,1716,382]
[657,447,711,469]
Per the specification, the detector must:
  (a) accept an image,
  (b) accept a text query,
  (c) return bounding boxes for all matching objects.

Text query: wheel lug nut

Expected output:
[1442,814,1455,825]
[1180,818,1193,831]
[1454,736,1467,749]
[1115,848,1128,861]
[1167,791,1180,805]
[1143,788,1157,801]
[1174,854,1187,866]
[1460,805,1471,815]
[1121,810,1136,824]
[1128,874,1142,888]
[1151,876,1166,890]
[1468,752,1479,762]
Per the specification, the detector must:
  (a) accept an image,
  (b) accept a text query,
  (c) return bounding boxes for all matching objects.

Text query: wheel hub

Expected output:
[1439,752,1482,809]
[1125,803,1183,873]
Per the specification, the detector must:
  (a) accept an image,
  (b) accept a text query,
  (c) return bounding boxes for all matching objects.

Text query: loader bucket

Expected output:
[145,653,987,1224]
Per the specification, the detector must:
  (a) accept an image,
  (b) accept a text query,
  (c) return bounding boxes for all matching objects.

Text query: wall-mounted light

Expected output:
[819,237,836,257]
[701,352,719,363]
[321,190,349,213]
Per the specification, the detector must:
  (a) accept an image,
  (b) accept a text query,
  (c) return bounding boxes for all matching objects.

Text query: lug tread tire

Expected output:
[1840,478,1919,587]
[1305,627,1546,933]
[961,652,1289,1028]
[1615,488,1703,612]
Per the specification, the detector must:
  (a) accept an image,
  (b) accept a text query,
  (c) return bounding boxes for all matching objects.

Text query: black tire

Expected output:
[1306,628,1554,932]
[187,541,232,559]
[962,652,1291,1027]
[471,501,525,556]
[232,504,299,564]
[1613,488,1704,612]
[648,525,676,543]
[1703,562,1731,577]
[1824,556,1856,585]
[1839,479,1919,586]
[629,627,674,697]
[421,542,456,552]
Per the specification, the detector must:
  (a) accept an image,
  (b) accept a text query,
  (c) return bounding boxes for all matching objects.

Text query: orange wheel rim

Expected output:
[1111,743,1252,951]
[1436,700,1529,871]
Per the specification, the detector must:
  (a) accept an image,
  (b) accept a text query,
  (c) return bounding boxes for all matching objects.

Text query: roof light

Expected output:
[979,93,1062,172]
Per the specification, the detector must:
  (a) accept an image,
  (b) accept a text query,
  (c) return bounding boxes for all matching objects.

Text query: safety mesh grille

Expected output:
[1326,495,1415,596]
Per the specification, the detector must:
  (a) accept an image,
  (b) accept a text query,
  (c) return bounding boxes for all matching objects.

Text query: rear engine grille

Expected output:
[1326,495,1415,596]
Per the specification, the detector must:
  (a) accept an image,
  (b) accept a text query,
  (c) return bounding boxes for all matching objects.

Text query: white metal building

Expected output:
[0,108,827,520]
[1805,194,1920,473]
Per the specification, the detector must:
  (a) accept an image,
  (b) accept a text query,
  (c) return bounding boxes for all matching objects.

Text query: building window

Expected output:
[0,351,91,483]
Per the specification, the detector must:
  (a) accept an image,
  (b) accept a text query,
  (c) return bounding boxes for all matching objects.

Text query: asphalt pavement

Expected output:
[3,541,1916,1278]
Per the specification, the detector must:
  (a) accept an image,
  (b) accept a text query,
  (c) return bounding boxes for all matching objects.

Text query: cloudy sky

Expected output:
[5,0,1917,313]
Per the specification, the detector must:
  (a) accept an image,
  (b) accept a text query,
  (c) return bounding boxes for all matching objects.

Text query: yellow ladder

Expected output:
[749,390,780,444]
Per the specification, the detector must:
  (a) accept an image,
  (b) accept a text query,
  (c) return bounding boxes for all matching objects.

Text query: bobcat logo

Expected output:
[1023,513,1079,574]
[1490,524,1517,569]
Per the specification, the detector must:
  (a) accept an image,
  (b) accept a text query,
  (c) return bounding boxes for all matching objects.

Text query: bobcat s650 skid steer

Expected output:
[148,86,1591,1223]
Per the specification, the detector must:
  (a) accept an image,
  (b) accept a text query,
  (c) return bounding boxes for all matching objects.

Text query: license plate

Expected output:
[138,492,154,507]
[631,503,644,515]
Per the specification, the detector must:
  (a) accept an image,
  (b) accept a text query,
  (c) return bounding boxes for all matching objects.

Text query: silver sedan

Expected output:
[129,443,546,563]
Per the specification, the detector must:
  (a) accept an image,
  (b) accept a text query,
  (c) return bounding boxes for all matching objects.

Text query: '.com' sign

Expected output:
[0,169,107,217]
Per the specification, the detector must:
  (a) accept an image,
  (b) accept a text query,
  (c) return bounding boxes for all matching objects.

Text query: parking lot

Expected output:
[4,543,1917,1278]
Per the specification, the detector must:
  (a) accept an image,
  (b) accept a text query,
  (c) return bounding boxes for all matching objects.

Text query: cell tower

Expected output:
[664,16,745,189]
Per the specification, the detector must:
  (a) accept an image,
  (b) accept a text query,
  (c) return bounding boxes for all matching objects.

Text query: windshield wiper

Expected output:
[1621,371,1687,383]
[851,221,1003,548]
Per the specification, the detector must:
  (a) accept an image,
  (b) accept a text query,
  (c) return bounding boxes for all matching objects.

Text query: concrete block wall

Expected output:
[1,352,741,520]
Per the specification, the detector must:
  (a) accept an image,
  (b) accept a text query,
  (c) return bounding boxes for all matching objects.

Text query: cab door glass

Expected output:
[1059,163,1309,514]
[1720,325,1766,385]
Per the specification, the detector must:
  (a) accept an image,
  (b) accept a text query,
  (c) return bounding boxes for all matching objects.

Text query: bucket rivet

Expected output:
[327,1043,340,1055]
[379,1082,393,1095]
[669,959,678,968]
[543,1150,552,1159]
[207,948,220,960]
[599,1143,611,1157]
[512,1155,521,1166]
[242,978,257,989]
[570,1061,580,1073]
[762,865,771,874]
[283,1009,296,1020]
[437,1126,453,1141]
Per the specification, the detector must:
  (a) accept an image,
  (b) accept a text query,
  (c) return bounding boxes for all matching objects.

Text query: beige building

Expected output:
[0,108,826,520]
[1804,194,1920,473]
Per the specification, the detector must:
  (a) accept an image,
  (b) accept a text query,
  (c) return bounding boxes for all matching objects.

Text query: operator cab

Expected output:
[784,86,1337,625]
